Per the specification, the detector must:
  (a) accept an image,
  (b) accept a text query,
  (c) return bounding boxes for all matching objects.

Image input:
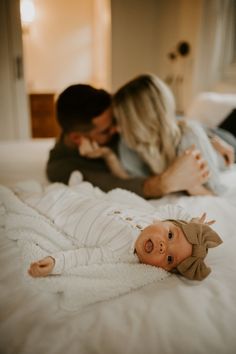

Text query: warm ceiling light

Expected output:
[20,0,35,25]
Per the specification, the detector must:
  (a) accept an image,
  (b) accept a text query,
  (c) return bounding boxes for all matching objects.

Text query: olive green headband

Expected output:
[168,220,223,281]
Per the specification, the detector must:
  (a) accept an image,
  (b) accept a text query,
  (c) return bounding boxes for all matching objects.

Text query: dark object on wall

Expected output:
[177,41,191,57]
[168,52,177,61]
[167,41,191,61]
[219,109,236,138]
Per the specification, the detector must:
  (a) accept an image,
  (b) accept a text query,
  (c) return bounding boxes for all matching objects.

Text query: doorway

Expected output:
[20,0,111,138]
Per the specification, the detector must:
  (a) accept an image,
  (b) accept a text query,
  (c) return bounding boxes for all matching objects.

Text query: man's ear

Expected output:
[68,132,82,146]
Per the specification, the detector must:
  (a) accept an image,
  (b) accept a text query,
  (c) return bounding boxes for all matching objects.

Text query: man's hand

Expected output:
[191,212,215,225]
[143,145,210,198]
[211,135,234,166]
[79,137,111,158]
[28,256,55,277]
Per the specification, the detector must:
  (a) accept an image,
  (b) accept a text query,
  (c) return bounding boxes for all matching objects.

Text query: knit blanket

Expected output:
[0,180,170,312]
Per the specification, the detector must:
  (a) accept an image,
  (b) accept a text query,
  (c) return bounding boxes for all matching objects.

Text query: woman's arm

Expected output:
[210,135,234,166]
[103,150,130,179]
[79,137,130,179]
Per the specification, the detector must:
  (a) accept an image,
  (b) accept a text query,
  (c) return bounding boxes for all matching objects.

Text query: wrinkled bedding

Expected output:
[0,181,170,312]
[1,165,236,354]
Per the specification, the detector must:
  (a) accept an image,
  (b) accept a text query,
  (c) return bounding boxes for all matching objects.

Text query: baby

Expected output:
[28,183,222,281]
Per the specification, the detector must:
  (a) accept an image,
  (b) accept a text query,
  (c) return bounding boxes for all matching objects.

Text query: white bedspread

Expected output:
[0,138,54,187]
[1,168,236,354]
[0,182,169,312]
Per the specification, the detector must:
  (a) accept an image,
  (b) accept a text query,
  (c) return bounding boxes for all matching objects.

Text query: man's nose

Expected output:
[159,240,166,254]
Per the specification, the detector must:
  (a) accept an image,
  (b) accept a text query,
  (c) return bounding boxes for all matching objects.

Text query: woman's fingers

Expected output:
[194,152,210,183]
[186,146,210,184]
[185,144,196,154]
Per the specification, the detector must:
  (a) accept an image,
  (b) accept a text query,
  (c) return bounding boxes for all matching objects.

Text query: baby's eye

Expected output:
[167,255,174,264]
[168,231,173,240]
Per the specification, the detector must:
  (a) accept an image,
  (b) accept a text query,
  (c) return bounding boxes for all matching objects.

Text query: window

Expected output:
[222,0,236,82]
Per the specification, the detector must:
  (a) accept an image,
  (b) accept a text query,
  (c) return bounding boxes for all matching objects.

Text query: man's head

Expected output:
[57,84,116,146]
[135,220,222,280]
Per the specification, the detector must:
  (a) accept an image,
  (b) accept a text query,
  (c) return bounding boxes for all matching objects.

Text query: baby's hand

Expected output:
[28,256,55,277]
[191,212,215,225]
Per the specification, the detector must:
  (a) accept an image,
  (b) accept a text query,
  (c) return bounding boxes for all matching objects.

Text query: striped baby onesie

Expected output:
[25,183,191,274]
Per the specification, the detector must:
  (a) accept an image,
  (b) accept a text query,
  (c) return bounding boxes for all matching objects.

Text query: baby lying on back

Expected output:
[26,182,222,281]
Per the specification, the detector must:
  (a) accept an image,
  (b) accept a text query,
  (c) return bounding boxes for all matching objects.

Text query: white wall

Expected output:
[23,0,235,113]
[3,0,235,141]
[192,0,236,98]
[23,0,111,94]
[111,0,173,90]
[0,0,30,140]
[111,0,203,112]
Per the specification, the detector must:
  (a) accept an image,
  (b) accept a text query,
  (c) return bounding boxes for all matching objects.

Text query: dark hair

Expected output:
[56,84,111,133]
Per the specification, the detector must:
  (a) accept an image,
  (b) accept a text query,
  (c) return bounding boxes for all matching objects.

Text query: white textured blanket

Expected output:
[0,181,170,312]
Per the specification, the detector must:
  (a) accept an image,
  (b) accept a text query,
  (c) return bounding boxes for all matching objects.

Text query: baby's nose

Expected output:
[159,240,166,254]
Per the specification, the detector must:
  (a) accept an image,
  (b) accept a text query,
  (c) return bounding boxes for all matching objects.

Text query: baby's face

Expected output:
[135,221,192,271]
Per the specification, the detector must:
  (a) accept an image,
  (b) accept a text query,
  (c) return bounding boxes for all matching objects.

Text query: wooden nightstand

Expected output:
[29,93,61,138]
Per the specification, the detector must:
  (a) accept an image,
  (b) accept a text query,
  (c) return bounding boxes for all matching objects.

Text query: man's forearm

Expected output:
[143,173,173,198]
[143,148,212,198]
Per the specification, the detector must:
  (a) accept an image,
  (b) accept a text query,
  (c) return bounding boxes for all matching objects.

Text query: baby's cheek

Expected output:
[147,255,165,268]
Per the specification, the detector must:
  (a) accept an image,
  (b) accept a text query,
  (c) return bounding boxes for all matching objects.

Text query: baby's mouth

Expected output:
[145,239,153,253]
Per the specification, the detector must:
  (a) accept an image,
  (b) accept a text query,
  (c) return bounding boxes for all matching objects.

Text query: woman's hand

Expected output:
[211,135,234,166]
[191,212,215,225]
[28,256,55,277]
[78,137,112,158]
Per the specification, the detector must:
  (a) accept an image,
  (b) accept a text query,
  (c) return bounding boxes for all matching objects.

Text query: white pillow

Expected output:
[0,138,55,187]
[185,92,236,127]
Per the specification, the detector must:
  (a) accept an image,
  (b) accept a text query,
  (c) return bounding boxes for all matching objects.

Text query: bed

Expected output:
[1,93,236,354]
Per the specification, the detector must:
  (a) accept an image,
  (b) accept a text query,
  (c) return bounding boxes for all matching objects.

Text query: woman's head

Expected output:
[113,74,182,174]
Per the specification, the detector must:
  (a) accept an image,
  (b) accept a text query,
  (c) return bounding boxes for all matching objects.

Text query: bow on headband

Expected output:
[169,220,223,281]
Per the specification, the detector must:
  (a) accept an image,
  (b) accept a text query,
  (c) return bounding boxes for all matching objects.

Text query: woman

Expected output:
[112,74,232,195]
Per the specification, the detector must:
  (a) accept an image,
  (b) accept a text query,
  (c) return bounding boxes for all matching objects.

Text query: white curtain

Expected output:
[193,0,235,94]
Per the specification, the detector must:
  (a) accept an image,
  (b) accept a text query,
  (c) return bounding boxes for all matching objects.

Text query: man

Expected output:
[47,84,213,198]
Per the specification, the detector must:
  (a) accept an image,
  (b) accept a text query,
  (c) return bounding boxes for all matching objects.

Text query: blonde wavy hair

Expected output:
[112,74,184,174]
